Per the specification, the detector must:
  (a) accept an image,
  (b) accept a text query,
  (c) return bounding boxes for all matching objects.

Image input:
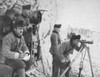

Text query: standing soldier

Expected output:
[49,24,62,77]
[22,4,31,18]
[21,4,31,27]
[22,4,32,53]
[2,16,30,77]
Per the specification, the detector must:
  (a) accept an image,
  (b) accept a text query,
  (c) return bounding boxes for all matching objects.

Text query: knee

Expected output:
[4,65,13,71]
[5,65,13,75]
[0,64,13,75]
[18,60,26,69]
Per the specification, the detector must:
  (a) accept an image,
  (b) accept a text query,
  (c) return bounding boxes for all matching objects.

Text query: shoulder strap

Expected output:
[63,47,73,54]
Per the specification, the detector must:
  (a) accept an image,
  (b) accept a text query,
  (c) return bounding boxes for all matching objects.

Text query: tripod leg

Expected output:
[78,48,87,77]
[60,47,84,77]
[78,53,83,77]
[78,67,82,77]
[86,47,94,77]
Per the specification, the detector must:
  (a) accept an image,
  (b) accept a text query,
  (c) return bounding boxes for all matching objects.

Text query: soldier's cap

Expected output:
[71,34,81,40]
[14,15,25,27]
[5,9,16,15]
[22,4,31,10]
[54,24,61,28]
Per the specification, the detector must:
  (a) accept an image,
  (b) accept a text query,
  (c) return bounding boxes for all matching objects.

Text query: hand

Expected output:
[61,58,66,63]
[24,52,30,55]
[27,24,33,29]
[18,50,23,54]
[81,43,86,48]
[20,51,30,61]
[65,59,69,63]
[22,54,30,61]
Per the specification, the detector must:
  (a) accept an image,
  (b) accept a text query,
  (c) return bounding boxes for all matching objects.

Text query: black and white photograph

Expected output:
[0,0,100,77]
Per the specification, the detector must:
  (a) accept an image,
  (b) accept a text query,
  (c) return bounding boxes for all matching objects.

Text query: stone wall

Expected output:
[0,0,57,77]
[1,0,100,77]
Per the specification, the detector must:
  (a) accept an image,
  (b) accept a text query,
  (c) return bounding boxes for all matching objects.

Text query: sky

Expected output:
[56,0,100,32]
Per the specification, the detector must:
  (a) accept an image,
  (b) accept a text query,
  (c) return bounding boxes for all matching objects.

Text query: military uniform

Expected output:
[21,13,29,27]
[2,32,29,71]
[22,5,31,50]
[0,64,12,77]
[0,50,12,77]
[0,10,15,77]
[0,15,13,41]
[56,41,74,77]
[21,4,31,27]
[49,30,61,55]
[49,29,61,77]
[55,35,81,77]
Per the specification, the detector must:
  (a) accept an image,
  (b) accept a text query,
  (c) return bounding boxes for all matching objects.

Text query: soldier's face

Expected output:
[73,39,79,45]
[55,28,60,33]
[14,27,24,36]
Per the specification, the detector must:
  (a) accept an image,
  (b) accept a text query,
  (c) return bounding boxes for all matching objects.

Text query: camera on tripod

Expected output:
[79,40,93,44]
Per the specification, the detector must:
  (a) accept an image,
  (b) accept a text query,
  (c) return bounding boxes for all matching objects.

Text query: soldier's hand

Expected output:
[65,59,70,63]
[81,43,86,48]
[22,54,30,61]
[61,58,66,63]
[18,50,23,54]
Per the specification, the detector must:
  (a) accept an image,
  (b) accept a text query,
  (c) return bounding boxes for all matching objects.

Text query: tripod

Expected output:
[78,45,94,77]
[60,44,94,77]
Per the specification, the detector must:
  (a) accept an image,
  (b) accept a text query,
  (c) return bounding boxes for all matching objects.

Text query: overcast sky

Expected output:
[56,0,100,32]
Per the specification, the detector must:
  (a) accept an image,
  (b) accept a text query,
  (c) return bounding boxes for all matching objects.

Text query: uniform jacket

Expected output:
[49,30,61,55]
[0,15,13,40]
[2,32,29,60]
[0,15,13,63]
[57,41,80,61]
[21,13,29,27]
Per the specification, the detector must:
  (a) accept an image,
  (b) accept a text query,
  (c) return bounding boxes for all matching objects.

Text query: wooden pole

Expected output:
[86,47,94,77]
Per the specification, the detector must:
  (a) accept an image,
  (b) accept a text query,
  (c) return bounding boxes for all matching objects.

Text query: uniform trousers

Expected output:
[0,64,12,77]
[52,54,70,77]
[5,59,26,72]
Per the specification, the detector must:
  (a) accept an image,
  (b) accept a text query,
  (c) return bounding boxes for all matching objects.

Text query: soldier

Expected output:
[49,24,62,77]
[2,16,30,77]
[0,9,16,77]
[55,34,84,77]
[0,51,12,77]
[21,4,31,27]
[22,4,31,18]
[22,4,32,52]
